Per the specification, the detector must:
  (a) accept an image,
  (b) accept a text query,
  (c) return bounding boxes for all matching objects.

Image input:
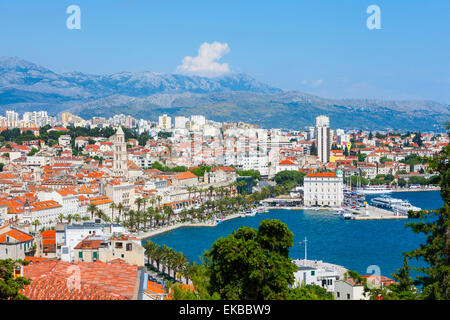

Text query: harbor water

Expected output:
[144,191,444,279]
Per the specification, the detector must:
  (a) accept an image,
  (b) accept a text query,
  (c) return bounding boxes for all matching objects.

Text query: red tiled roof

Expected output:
[0,229,34,243]
[306,172,337,178]
[40,230,56,238]
[22,260,139,300]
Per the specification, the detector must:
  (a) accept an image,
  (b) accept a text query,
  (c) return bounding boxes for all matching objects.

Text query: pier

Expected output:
[348,205,408,220]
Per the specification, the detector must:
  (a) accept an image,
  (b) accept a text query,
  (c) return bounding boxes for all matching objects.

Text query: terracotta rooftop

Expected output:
[22,260,139,300]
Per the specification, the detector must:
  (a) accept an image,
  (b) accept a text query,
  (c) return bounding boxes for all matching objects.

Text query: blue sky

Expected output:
[0,0,449,103]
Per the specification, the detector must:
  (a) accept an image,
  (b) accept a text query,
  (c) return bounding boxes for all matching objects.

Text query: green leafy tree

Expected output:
[404,129,450,300]
[0,259,31,300]
[274,170,306,187]
[205,219,297,300]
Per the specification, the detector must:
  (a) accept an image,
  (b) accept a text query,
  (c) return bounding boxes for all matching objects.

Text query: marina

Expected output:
[144,191,443,278]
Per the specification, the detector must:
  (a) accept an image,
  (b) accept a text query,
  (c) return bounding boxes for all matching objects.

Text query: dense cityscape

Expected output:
[0,109,448,300]
[1,1,449,307]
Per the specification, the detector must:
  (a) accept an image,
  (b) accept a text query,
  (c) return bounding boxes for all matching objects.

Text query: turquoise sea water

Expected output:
[145,191,444,278]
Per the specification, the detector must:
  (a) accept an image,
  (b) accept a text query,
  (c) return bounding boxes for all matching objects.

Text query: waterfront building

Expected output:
[292,264,339,292]
[303,171,344,208]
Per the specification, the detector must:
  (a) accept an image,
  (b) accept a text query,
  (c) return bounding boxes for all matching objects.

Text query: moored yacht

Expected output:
[355,186,393,195]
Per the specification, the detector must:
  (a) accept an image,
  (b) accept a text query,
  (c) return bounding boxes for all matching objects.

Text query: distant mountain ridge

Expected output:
[0,57,448,131]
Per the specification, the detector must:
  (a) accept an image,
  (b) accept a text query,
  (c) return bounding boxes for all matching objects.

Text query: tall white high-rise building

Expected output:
[158,114,172,130]
[315,115,331,164]
[190,115,206,127]
[174,116,189,129]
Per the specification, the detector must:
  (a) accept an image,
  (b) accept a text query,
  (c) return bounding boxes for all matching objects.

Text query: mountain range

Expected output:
[0,56,448,131]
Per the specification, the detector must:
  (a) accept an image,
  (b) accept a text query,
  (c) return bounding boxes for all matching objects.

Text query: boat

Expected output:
[334,209,345,215]
[370,195,404,209]
[256,206,268,213]
[354,186,393,195]
[245,209,257,217]
[390,201,421,215]
[340,211,354,220]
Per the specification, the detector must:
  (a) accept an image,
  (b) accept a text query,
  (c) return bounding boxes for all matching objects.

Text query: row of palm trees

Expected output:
[35,179,291,235]
[144,241,189,284]
[105,181,291,234]
[141,184,291,283]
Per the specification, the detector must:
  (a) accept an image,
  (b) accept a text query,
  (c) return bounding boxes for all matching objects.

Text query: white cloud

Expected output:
[300,79,324,88]
[177,42,231,77]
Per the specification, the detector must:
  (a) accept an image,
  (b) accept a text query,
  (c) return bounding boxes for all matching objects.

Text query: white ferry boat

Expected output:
[354,186,393,195]
[370,195,403,209]
[334,209,345,215]
[390,201,421,215]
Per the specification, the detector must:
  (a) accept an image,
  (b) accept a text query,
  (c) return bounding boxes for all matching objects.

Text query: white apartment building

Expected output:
[158,114,172,130]
[105,181,136,210]
[59,222,125,262]
[37,189,79,218]
[21,200,63,229]
[303,171,344,207]
[334,278,369,300]
[293,264,339,292]
[174,116,189,129]
[315,115,331,164]
[190,115,206,127]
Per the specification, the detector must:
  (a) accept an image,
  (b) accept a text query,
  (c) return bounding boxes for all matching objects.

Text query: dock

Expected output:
[348,205,408,220]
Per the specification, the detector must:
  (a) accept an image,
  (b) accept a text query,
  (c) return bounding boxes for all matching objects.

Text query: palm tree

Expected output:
[58,213,65,223]
[150,197,156,209]
[135,197,144,213]
[95,209,105,222]
[147,207,155,229]
[156,195,162,209]
[163,205,174,226]
[109,203,117,222]
[32,219,41,233]
[127,210,136,231]
[66,214,74,224]
[73,213,81,222]
[208,185,215,201]
[144,241,157,266]
[142,197,148,212]
[152,244,163,271]
[87,203,97,221]
[186,186,194,206]
[117,202,124,222]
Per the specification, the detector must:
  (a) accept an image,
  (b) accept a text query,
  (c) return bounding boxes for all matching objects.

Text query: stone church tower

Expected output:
[111,126,128,178]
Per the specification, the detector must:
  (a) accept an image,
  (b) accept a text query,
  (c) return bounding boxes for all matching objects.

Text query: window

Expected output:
[126,243,132,251]
[337,292,340,298]
[115,242,123,249]
[311,271,315,276]
[79,251,83,259]
[93,251,98,260]
[347,293,350,300]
